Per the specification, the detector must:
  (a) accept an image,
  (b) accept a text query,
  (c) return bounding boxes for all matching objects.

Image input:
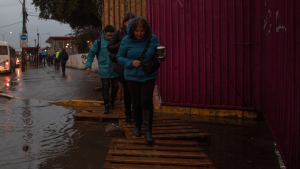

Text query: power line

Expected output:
[28,15,39,17]
[0,2,19,5]
[0,21,22,28]
[0,3,20,7]
[18,0,22,5]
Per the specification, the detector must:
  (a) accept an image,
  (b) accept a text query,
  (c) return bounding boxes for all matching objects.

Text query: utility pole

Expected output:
[21,0,26,72]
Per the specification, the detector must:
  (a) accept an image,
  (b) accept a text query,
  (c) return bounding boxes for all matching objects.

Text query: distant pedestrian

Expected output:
[107,13,135,123]
[43,55,46,67]
[39,53,43,67]
[52,53,56,65]
[117,17,166,144]
[55,51,60,69]
[58,49,69,75]
[86,25,119,114]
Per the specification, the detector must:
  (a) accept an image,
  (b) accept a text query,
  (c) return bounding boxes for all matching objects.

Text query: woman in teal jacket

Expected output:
[117,17,166,143]
[86,25,119,114]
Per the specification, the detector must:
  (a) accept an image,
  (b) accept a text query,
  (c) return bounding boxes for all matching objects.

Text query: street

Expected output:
[0,66,103,101]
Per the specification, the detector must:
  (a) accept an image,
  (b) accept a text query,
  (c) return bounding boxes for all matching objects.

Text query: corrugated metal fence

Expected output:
[259,0,300,168]
[147,0,300,168]
[147,0,259,110]
[103,0,147,30]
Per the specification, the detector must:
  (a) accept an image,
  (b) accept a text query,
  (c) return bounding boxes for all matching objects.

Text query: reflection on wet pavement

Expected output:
[154,112,284,169]
[3,66,102,101]
[0,97,111,169]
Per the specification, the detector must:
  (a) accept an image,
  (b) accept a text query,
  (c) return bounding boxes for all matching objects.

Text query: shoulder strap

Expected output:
[95,37,101,60]
[139,36,152,62]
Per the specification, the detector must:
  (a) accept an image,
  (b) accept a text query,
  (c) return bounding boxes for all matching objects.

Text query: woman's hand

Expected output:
[86,68,91,74]
[132,60,141,67]
[156,51,166,58]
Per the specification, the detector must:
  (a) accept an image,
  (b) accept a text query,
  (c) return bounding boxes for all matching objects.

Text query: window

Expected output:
[0,46,8,55]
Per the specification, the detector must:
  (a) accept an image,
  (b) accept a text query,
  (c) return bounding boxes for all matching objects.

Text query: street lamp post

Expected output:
[37,33,40,47]
[37,33,40,67]
[0,32,12,41]
[34,39,36,47]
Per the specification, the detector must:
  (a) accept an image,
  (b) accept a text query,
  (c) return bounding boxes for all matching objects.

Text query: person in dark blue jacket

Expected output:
[107,13,135,124]
[86,25,119,114]
[117,17,166,143]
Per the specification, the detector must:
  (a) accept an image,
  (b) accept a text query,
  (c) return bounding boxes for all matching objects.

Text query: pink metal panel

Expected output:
[147,0,299,168]
[259,0,300,168]
[147,0,259,110]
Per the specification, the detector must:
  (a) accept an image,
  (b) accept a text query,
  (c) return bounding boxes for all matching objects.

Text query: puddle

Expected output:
[0,98,111,168]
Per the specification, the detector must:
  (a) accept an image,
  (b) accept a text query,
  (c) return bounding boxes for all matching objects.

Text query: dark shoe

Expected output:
[125,111,132,123]
[134,122,141,137]
[103,101,110,114]
[110,100,114,110]
[143,110,154,144]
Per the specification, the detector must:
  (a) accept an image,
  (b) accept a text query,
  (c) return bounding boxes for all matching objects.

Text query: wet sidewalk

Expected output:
[1,65,103,101]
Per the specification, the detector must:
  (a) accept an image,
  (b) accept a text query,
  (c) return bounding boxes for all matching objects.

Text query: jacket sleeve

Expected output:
[152,35,166,61]
[86,40,98,69]
[117,37,134,69]
[107,31,121,53]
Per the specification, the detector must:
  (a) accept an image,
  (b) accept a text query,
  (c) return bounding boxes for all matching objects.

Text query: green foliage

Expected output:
[75,35,89,53]
[73,25,102,42]
[32,0,101,29]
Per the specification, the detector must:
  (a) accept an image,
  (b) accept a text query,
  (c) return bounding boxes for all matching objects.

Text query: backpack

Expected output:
[95,37,101,60]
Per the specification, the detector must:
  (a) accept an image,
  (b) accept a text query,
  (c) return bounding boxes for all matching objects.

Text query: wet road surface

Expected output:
[1,66,103,101]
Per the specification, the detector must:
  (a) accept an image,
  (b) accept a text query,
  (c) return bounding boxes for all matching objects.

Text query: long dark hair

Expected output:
[120,13,135,33]
[129,18,151,39]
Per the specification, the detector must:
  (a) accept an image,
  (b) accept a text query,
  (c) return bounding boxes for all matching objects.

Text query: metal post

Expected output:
[34,39,36,47]
[21,0,26,72]
[37,33,40,67]
[70,38,71,55]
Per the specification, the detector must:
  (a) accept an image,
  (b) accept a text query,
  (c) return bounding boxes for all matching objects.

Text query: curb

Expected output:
[53,100,104,107]
[0,92,257,119]
[154,105,257,119]
[0,93,104,107]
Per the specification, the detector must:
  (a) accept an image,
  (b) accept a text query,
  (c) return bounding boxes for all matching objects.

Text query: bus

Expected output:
[0,41,16,73]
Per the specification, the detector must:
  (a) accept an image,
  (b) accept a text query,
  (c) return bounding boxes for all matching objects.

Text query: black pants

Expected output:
[101,77,119,101]
[120,77,131,112]
[61,63,66,73]
[127,79,155,122]
[55,59,60,69]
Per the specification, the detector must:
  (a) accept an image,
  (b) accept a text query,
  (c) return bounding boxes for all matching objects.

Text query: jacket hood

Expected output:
[126,16,150,36]
[101,30,109,40]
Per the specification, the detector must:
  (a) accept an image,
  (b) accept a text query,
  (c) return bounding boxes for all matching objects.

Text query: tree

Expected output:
[75,35,89,53]
[32,0,103,29]
[73,25,102,42]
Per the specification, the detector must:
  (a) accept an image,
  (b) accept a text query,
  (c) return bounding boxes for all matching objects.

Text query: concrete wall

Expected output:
[66,54,99,73]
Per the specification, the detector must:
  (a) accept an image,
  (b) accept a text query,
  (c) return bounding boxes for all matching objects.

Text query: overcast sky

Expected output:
[0,0,72,51]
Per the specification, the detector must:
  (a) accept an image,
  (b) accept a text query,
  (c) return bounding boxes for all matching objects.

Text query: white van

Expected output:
[0,41,16,73]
